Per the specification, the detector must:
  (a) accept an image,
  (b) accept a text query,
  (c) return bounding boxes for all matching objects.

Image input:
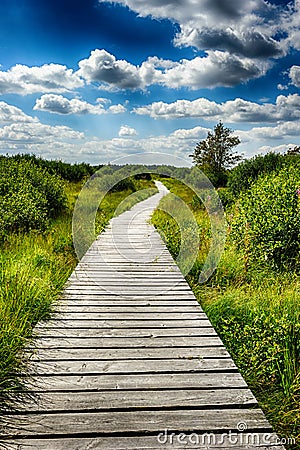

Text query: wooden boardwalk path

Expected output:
[2,182,283,449]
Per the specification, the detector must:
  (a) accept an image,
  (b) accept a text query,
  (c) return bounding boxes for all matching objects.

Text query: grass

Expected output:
[152,176,300,448]
[0,176,157,405]
[0,216,76,403]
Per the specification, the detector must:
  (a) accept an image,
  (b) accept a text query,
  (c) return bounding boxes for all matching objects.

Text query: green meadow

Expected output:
[0,152,299,448]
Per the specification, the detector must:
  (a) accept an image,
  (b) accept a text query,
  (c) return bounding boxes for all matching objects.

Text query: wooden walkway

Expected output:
[2,182,283,449]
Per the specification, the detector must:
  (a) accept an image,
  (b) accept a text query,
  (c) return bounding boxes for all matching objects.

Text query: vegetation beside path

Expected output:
[1,150,299,448]
[152,162,300,448]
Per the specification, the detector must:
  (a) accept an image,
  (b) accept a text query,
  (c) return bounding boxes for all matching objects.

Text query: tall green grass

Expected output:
[152,177,300,448]
[0,214,77,402]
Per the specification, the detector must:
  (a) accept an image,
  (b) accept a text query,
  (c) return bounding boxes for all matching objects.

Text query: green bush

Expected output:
[111,176,135,192]
[0,156,67,239]
[0,188,48,236]
[230,166,300,270]
[217,187,235,207]
[134,172,152,181]
[228,152,284,197]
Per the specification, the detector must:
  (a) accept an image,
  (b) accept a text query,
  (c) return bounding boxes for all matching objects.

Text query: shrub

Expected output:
[230,166,300,270]
[111,176,135,192]
[134,172,152,181]
[0,156,67,239]
[217,187,235,208]
[228,152,284,197]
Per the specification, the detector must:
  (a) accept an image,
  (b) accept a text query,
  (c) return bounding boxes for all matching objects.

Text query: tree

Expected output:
[189,122,242,186]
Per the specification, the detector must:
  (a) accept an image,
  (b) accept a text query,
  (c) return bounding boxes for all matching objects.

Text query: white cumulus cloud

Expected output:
[134,94,300,123]
[0,122,84,143]
[77,49,269,91]
[0,63,84,95]
[78,49,145,89]
[108,104,126,114]
[0,100,84,158]
[0,101,38,124]
[160,51,269,89]
[34,94,126,115]
[289,65,300,87]
[118,125,138,137]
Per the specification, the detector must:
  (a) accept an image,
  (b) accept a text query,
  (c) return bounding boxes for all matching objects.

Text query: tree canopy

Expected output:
[189,122,242,186]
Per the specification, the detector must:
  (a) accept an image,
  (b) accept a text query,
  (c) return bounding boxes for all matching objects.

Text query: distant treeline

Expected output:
[2,150,300,263]
[7,154,101,182]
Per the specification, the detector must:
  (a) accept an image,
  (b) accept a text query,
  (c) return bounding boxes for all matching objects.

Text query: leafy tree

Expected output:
[189,121,242,186]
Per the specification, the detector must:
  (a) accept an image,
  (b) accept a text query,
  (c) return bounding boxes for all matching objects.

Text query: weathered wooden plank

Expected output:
[8,388,257,413]
[65,283,192,290]
[89,251,170,256]
[55,300,200,307]
[64,283,196,295]
[66,284,188,291]
[3,434,285,449]
[67,281,189,287]
[23,372,248,391]
[85,249,170,252]
[56,313,206,320]
[80,257,175,262]
[87,244,171,247]
[34,326,218,338]
[52,306,203,314]
[28,357,237,375]
[62,288,196,296]
[70,270,186,274]
[68,272,185,278]
[78,262,180,267]
[71,265,178,268]
[61,294,197,300]
[65,282,192,287]
[63,289,195,296]
[29,346,230,360]
[81,253,174,257]
[62,291,197,297]
[33,336,224,349]
[70,270,183,275]
[35,319,216,328]
[2,409,272,437]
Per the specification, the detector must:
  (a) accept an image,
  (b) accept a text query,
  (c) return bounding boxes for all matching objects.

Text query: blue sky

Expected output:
[1,0,300,164]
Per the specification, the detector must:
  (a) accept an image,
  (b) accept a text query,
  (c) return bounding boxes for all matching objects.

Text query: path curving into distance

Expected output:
[2,181,283,449]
